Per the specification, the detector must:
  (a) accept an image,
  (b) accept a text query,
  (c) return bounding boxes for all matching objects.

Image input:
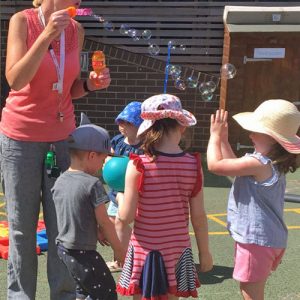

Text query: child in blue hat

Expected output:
[106,101,144,272]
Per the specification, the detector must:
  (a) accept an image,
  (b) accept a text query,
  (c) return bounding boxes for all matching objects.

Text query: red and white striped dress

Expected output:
[117,151,202,299]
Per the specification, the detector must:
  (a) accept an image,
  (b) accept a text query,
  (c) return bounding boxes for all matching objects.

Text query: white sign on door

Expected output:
[254,48,285,59]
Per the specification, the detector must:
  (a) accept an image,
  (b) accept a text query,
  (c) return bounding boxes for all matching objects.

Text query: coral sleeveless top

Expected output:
[0,8,80,142]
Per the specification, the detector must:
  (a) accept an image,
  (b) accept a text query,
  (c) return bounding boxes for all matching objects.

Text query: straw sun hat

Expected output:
[233,99,300,154]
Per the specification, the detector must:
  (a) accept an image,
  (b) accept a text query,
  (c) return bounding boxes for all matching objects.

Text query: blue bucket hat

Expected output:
[115,101,143,128]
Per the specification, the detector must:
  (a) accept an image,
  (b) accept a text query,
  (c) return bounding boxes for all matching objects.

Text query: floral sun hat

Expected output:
[115,101,143,128]
[233,99,300,154]
[137,94,197,136]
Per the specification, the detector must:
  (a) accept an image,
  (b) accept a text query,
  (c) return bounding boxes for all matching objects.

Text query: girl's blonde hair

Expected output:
[268,143,300,174]
[32,0,43,8]
[139,118,182,161]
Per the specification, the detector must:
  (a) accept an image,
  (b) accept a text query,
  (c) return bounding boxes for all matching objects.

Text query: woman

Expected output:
[0,0,111,299]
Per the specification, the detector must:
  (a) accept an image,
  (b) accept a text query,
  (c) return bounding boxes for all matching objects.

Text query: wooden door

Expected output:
[222,31,300,154]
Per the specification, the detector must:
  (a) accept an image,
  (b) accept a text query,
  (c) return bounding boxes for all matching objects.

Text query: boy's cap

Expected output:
[115,101,143,128]
[137,94,197,136]
[68,113,114,155]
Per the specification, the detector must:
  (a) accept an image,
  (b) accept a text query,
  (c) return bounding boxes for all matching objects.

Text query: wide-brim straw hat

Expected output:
[233,99,300,154]
[137,94,197,136]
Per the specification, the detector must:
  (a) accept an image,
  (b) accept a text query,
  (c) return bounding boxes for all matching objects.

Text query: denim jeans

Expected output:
[0,134,76,300]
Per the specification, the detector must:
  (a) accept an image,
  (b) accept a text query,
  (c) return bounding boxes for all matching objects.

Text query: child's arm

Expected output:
[219,110,237,159]
[190,186,213,272]
[115,161,140,244]
[95,204,126,264]
[207,110,268,178]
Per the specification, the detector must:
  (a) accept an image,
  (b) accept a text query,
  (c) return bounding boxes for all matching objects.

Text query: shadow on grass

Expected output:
[196,264,234,285]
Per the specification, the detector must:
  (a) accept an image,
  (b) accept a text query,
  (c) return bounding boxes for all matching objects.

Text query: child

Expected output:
[207,100,300,300]
[106,101,144,272]
[52,113,126,300]
[116,94,213,299]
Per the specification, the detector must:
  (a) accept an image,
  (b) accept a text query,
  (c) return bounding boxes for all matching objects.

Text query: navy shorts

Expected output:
[57,244,117,300]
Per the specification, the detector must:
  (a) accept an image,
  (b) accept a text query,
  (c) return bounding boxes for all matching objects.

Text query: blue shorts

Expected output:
[107,189,118,217]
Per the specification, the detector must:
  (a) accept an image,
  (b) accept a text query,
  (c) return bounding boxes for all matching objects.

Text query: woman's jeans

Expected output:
[0,134,76,300]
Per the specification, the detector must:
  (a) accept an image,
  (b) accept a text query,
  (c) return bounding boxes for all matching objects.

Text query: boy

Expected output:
[52,113,126,300]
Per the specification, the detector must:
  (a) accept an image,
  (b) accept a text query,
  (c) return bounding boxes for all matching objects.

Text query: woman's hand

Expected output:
[43,9,72,41]
[87,68,111,91]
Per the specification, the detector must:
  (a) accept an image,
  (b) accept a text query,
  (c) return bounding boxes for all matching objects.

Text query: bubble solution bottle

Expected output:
[92,50,106,75]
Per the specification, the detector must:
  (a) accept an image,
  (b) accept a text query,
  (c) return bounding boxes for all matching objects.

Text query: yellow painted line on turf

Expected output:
[0,192,3,196]
[190,231,229,236]
[0,212,6,216]
[207,215,227,227]
[284,208,300,214]
[0,203,5,208]
[287,226,300,229]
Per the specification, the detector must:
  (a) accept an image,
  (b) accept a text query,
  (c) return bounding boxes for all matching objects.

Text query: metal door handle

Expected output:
[243,56,272,64]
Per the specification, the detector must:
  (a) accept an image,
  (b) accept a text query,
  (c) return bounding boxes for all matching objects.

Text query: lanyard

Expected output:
[38,6,65,95]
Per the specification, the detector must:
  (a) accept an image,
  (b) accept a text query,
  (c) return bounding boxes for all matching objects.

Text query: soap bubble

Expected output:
[168,65,181,79]
[220,63,237,79]
[199,82,215,101]
[179,44,186,51]
[148,44,160,56]
[119,24,130,35]
[103,21,114,31]
[186,76,198,88]
[168,40,176,50]
[92,15,105,23]
[142,30,152,40]
[201,92,214,102]
[174,79,186,91]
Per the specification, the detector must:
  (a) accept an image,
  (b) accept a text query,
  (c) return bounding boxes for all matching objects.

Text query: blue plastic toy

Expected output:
[102,156,130,192]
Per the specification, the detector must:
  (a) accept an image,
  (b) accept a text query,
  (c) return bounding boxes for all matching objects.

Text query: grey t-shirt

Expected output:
[52,170,109,250]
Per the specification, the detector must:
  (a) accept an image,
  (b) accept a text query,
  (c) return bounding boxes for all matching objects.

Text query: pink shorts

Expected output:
[233,242,285,283]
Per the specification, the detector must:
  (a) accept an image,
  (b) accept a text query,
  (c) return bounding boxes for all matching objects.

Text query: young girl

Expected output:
[207,99,300,300]
[106,101,144,272]
[116,94,213,299]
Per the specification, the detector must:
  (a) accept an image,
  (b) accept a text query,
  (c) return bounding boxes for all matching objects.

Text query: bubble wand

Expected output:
[163,42,172,94]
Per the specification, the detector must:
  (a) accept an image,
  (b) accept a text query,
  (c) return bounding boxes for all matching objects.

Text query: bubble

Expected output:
[199,82,215,101]
[168,40,176,50]
[179,44,186,51]
[199,81,217,94]
[92,15,105,23]
[119,24,130,35]
[174,79,186,91]
[220,63,237,79]
[186,76,198,88]
[128,29,137,37]
[148,44,160,56]
[169,65,182,78]
[201,92,214,102]
[103,21,114,32]
[142,29,152,40]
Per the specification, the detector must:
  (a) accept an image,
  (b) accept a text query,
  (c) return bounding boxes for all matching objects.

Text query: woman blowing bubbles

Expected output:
[0,0,110,299]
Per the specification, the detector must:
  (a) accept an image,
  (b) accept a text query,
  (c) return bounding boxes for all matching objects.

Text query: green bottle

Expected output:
[45,150,55,176]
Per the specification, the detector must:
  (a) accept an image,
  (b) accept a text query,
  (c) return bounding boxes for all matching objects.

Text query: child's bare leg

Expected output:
[240,280,266,300]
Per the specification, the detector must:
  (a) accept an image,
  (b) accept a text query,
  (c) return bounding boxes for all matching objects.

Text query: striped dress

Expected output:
[117,151,202,299]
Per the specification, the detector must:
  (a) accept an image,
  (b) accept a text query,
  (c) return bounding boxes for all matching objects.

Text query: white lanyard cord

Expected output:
[38,6,65,95]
